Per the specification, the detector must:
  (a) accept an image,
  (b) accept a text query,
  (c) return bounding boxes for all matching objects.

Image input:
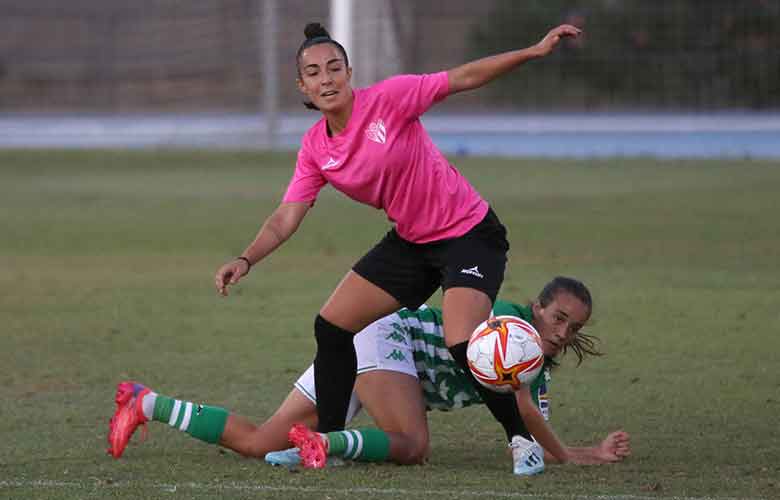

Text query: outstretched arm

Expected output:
[215,201,310,296]
[447,24,581,95]
[515,386,631,465]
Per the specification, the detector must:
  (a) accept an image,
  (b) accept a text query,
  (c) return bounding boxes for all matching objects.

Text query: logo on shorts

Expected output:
[385,349,407,362]
[460,266,484,278]
[385,324,409,344]
[365,119,387,144]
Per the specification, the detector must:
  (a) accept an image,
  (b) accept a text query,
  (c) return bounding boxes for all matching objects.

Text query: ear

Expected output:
[531,301,543,320]
[296,76,307,96]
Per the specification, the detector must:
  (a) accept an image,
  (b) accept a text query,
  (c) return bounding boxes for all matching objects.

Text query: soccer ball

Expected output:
[466,315,545,393]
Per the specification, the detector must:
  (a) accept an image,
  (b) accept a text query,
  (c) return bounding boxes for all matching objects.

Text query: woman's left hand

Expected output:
[594,430,632,462]
[533,24,582,57]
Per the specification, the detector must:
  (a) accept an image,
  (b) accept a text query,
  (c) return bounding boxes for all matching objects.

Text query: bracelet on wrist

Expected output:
[237,256,252,270]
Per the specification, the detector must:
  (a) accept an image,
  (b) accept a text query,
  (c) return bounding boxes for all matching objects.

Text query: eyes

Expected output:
[552,313,582,337]
[304,63,344,78]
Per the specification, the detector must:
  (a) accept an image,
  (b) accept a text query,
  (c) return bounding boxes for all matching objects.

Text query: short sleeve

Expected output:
[376,72,449,120]
[282,147,327,205]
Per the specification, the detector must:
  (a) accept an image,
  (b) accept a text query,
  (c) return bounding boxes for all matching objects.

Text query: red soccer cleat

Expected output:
[107,381,151,458]
[288,423,328,469]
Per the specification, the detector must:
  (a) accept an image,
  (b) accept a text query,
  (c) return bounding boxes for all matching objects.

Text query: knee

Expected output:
[395,433,430,465]
[314,314,355,343]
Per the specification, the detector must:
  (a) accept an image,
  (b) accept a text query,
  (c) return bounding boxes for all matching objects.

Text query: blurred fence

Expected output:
[0,0,778,112]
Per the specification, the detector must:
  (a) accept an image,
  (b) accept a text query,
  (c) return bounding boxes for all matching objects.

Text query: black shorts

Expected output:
[353,207,509,310]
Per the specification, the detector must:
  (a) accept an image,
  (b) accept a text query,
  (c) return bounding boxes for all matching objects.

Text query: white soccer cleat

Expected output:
[510,435,544,476]
[265,447,303,466]
[264,447,344,468]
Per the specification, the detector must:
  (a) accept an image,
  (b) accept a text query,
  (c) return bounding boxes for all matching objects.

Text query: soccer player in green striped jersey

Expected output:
[108,277,630,473]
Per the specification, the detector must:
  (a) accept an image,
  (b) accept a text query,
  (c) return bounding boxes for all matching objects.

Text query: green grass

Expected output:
[1,150,778,499]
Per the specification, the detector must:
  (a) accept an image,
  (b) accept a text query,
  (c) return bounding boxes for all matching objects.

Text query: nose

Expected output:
[320,71,334,85]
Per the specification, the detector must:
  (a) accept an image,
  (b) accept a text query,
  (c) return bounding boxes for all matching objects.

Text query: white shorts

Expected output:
[293,311,418,426]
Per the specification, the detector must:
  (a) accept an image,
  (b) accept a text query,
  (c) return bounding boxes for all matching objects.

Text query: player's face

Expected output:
[532,292,590,357]
[297,43,352,113]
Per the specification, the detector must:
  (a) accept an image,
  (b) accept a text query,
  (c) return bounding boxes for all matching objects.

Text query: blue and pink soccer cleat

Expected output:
[287,423,328,468]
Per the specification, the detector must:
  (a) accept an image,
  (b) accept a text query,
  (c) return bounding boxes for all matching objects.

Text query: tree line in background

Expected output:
[470,0,779,110]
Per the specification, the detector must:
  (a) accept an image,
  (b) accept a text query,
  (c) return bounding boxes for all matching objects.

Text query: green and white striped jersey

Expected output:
[392,301,549,413]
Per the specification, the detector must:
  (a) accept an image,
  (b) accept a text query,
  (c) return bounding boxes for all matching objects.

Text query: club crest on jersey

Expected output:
[365,119,387,144]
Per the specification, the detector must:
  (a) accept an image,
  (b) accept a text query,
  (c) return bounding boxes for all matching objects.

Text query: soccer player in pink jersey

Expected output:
[205,22,580,468]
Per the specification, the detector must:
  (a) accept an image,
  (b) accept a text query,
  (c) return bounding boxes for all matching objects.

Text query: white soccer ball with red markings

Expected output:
[466,315,545,393]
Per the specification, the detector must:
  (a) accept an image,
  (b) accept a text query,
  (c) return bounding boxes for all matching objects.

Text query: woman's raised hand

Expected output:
[533,24,582,57]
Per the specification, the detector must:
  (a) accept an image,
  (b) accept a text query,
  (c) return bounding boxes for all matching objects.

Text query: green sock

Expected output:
[152,395,228,444]
[326,428,390,462]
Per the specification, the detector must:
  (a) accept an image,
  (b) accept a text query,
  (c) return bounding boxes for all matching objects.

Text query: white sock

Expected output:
[141,392,157,420]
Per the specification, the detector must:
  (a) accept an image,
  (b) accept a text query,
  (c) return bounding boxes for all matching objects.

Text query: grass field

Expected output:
[1,150,778,500]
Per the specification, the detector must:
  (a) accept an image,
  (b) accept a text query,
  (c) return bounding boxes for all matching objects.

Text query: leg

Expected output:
[220,388,317,458]
[441,286,493,347]
[313,225,438,434]
[443,287,529,441]
[108,382,315,459]
[288,310,430,468]
[354,370,430,465]
[436,208,526,441]
[313,271,401,432]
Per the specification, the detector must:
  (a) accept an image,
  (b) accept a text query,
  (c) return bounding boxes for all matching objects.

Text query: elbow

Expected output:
[268,213,300,243]
[540,449,566,465]
[448,69,482,95]
[272,223,296,244]
[557,450,572,464]
[454,75,483,94]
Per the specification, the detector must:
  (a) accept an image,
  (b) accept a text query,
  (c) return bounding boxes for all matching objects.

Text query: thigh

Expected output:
[352,312,427,437]
[353,229,441,310]
[439,207,509,304]
[353,312,418,378]
[320,271,401,333]
[441,287,493,346]
[354,370,429,442]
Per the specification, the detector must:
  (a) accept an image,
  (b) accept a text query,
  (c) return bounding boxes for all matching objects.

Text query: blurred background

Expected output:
[1,0,778,156]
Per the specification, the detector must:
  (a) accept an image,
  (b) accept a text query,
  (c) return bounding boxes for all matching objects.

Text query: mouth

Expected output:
[321,90,338,98]
[544,339,561,354]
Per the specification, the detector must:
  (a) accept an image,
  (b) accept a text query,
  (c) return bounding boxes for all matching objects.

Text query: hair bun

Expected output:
[304,22,330,40]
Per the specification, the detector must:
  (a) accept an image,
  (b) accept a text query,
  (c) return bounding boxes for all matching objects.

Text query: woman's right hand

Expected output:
[215,258,250,296]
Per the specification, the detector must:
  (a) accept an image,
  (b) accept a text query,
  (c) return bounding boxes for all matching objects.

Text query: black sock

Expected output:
[313,314,357,432]
[449,341,532,441]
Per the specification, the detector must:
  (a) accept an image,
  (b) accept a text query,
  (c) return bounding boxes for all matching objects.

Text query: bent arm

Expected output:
[240,201,310,266]
[215,201,311,296]
[447,24,581,95]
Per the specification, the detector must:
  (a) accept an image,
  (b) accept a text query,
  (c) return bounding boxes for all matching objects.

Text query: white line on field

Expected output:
[0,479,768,500]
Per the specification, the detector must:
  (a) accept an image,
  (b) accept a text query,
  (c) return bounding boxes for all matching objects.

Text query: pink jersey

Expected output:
[282,71,488,244]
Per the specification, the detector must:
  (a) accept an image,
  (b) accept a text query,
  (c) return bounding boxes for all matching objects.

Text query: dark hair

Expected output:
[296,23,350,110]
[538,276,602,366]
